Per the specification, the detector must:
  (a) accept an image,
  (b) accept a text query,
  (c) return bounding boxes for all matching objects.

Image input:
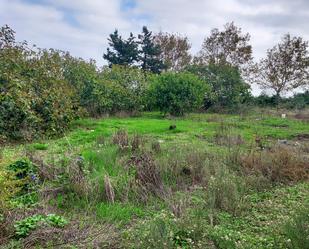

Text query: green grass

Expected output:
[31,143,49,150]
[96,202,146,223]
[1,111,309,248]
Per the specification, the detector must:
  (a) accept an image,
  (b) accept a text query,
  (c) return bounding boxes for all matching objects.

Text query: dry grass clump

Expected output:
[65,156,91,198]
[159,148,212,191]
[104,175,115,203]
[151,141,161,153]
[21,221,117,249]
[240,145,309,184]
[128,152,167,202]
[213,122,244,146]
[112,129,144,152]
[112,129,129,150]
[131,133,143,152]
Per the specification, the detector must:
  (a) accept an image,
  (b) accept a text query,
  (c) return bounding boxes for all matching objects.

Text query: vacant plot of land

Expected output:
[1,112,309,248]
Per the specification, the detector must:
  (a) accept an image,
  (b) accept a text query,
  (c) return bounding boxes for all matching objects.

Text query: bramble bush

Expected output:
[0,26,77,142]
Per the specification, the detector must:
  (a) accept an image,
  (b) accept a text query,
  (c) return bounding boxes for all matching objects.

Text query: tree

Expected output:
[154,32,192,71]
[103,30,139,66]
[138,26,165,73]
[256,34,309,101]
[196,22,252,73]
[98,65,148,113]
[187,63,251,109]
[148,72,208,116]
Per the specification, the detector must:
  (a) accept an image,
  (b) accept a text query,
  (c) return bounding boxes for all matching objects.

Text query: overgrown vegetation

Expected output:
[1,112,308,248]
[1,18,309,249]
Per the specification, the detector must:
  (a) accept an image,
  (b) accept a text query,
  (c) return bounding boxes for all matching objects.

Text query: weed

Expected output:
[104,175,115,203]
[14,214,68,238]
[284,205,309,249]
[206,166,246,216]
[241,145,309,183]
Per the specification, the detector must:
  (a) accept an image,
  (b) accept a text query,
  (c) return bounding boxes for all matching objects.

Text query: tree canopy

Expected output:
[255,34,309,99]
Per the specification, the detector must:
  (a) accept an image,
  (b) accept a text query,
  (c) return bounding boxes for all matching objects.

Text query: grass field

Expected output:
[1,111,309,248]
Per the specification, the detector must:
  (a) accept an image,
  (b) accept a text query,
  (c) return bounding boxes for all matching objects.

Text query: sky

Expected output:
[1,0,309,94]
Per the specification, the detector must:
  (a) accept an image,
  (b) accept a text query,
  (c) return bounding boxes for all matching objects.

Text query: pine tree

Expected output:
[138,26,165,73]
[103,30,138,66]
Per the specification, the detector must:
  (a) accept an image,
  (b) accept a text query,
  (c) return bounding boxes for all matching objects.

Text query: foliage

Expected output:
[103,27,165,73]
[0,26,77,142]
[138,26,166,73]
[103,30,139,67]
[14,214,68,238]
[7,159,36,181]
[255,34,309,99]
[196,22,253,75]
[148,72,208,115]
[154,31,192,71]
[98,65,149,114]
[0,159,21,211]
[187,63,251,109]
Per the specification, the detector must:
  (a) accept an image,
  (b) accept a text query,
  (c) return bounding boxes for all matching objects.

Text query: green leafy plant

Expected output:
[14,214,68,238]
[14,214,44,238]
[45,214,68,228]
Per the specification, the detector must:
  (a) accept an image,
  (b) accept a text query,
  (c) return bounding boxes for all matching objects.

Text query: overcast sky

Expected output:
[1,0,309,94]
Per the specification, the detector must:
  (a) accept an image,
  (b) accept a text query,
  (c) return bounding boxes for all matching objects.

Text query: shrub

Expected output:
[0,161,21,211]
[148,72,208,116]
[82,65,149,116]
[0,27,77,141]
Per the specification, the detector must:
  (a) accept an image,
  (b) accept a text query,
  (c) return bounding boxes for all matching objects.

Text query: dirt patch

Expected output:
[295,134,309,141]
[293,113,309,121]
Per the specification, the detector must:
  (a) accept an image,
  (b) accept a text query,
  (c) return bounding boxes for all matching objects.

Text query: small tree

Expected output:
[154,32,192,71]
[103,30,139,67]
[256,34,309,102]
[148,72,208,116]
[138,26,165,73]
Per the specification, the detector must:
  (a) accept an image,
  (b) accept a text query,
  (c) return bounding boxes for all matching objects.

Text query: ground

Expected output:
[1,111,308,248]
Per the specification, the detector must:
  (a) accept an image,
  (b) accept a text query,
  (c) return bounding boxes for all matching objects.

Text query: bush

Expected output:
[148,72,208,116]
[0,160,21,211]
[0,27,77,141]
[186,63,251,110]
